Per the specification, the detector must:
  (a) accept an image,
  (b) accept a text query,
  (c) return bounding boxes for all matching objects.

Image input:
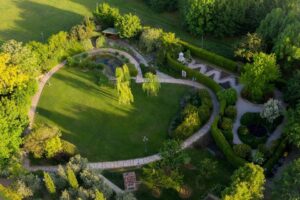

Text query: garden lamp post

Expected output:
[143,136,149,154]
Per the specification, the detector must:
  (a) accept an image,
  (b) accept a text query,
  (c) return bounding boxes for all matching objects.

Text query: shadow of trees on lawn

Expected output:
[0,0,84,41]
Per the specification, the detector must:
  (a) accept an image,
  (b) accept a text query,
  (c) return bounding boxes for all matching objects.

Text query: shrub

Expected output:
[211,117,247,168]
[61,140,77,156]
[43,172,56,194]
[115,13,142,38]
[179,40,238,73]
[93,3,120,28]
[166,54,222,93]
[198,105,211,123]
[173,105,201,140]
[220,117,233,131]
[238,126,249,136]
[217,88,238,106]
[264,138,288,174]
[233,144,252,159]
[67,166,79,189]
[139,27,163,52]
[238,129,267,149]
[225,105,237,120]
[240,112,261,126]
[81,39,94,51]
[96,35,106,48]
[127,63,138,77]
[140,63,157,76]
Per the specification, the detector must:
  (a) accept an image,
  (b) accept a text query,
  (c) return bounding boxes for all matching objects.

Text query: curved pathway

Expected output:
[188,59,285,145]
[26,48,219,172]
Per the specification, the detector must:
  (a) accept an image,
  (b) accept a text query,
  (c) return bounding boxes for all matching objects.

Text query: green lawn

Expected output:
[34,67,190,161]
[0,0,238,58]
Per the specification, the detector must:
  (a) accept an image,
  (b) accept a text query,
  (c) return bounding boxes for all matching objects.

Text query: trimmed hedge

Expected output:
[264,137,288,174]
[179,40,238,73]
[211,117,247,168]
[166,54,222,93]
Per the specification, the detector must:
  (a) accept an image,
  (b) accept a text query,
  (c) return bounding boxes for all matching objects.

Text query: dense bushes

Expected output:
[166,54,222,93]
[211,117,247,168]
[263,138,288,174]
[169,90,212,140]
[179,41,238,73]
[140,64,157,76]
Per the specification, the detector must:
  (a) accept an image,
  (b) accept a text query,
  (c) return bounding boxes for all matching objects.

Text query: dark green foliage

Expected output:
[179,41,238,73]
[284,70,300,107]
[220,117,233,143]
[233,144,252,159]
[166,54,222,93]
[140,64,157,76]
[284,103,300,148]
[93,3,120,28]
[217,88,238,106]
[145,0,178,12]
[127,63,138,77]
[180,0,267,37]
[271,155,300,199]
[263,137,288,174]
[240,112,260,126]
[211,117,247,168]
[225,105,237,120]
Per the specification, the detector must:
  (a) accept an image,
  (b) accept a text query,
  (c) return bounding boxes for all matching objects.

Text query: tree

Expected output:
[285,103,300,148]
[260,99,282,124]
[43,172,56,194]
[159,140,187,170]
[179,0,215,36]
[0,184,22,200]
[115,65,134,105]
[139,27,163,52]
[142,73,161,96]
[235,33,265,61]
[222,163,265,200]
[272,158,300,200]
[93,3,120,28]
[284,70,300,106]
[240,52,280,100]
[115,13,142,38]
[24,125,63,158]
[0,53,29,95]
[197,158,218,180]
[67,166,79,189]
[1,40,39,76]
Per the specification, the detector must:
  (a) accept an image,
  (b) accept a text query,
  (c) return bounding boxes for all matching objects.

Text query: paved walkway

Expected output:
[26,48,219,172]
[188,59,285,145]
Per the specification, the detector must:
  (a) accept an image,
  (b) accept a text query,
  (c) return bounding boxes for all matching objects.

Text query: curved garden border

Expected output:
[26,48,219,171]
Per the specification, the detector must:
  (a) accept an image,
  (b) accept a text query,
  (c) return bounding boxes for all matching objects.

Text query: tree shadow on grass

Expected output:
[35,102,166,161]
[0,0,84,42]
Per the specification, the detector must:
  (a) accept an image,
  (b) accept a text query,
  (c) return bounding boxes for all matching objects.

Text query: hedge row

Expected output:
[264,137,288,174]
[179,40,238,73]
[166,54,222,93]
[211,117,247,168]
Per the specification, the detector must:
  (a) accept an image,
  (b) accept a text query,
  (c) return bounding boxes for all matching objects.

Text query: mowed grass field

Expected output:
[34,67,190,161]
[0,0,237,58]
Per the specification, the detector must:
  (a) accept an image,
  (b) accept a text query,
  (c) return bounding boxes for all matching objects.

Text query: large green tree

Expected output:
[284,70,300,106]
[115,13,142,38]
[222,163,265,200]
[240,52,280,100]
[272,158,300,200]
[285,103,300,148]
[139,28,163,53]
[93,3,120,28]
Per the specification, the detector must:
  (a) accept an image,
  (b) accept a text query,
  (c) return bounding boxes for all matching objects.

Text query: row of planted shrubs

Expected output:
[169,89,213,140]
[179,40,238,73]
[166,54,222,93]
[211,117,247,168]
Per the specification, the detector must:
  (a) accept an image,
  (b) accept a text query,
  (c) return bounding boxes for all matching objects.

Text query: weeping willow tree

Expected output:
[142,72,161,96]
[115,64,134,105]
